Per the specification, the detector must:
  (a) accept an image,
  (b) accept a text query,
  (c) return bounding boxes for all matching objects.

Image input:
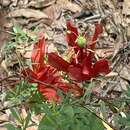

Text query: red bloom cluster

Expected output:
[22,33,83,102]
[48,20,110,82]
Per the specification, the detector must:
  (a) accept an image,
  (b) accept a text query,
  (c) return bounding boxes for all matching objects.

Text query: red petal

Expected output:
[90,23,103,50]
[82,54,92,75]
[48,52,70,72]
[21,68,37,82]
[70,83,84,97]
[56,82,69,92]
[36,67,49,79]
[68,65,91,82]
[22,68,37,78]
[38,85,61,102]
[93,59,110,76]
[31,34,45,72]
[66,20,78,46]
[92,23,103,42]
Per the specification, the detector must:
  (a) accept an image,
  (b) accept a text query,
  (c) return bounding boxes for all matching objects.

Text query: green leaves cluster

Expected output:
[39,105,104,130]
[4,81,105,130]
[4,26,37,52]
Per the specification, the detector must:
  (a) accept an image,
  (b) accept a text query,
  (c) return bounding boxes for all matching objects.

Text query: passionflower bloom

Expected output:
[48,20,110,82]
[22,33,83,102]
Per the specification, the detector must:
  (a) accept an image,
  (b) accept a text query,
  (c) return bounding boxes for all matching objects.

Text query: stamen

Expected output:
[75,50,80,64]
[67,30,78,37]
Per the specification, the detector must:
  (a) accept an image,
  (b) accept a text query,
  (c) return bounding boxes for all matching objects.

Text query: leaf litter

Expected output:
[0,0,130,130]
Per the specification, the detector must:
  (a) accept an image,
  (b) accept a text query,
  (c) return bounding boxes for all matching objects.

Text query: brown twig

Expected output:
[0,74,19,83]
[0,29,15,35]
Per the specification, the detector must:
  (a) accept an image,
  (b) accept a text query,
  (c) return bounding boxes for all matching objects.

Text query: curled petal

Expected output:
[21,68,37,82]
[70,83,84,97]
[48,52,70,72]
[90,23,103,50]
[92,23,103,42]
[56,82,70,92]
[38,85,61,102]
[36,67,49,79]
[40,75,56,84]
[93,59,110,76]
[31,35,45,63]
[66,20,78,46]
[31,34,45,72]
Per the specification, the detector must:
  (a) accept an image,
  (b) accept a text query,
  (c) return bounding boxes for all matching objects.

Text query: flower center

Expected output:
[76,36,86,48]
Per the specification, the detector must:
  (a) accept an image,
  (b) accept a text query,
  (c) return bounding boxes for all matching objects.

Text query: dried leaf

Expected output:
[123,0,130,15]
[102,121,113,130]
[57,0,81,13]
[28,0,56,8]
[100,113,113,130]
[105,71,118,77]
[26,126,37,130]
[120,66,130,81]
[8,9,49,20]
[96,49,113,58]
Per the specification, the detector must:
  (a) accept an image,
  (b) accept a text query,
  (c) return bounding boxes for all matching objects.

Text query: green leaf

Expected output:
[88,113,104,130]
[74,106,104,130]
[23,112,31,130]
[4,124,16,130]
[10,108,23,124]
[38,115,57,130]
[63,105,74,118]
[13,26,24,35]
[100,101,107,119]
[83,82,94,100]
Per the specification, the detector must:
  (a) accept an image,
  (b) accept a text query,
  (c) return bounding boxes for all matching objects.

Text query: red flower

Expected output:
[66,21,78,46]
[22,33,83,102]
[66,20,103,49]
[48,20,110,82]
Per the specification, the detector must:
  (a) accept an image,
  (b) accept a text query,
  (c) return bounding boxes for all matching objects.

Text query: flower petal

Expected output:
[38,85,61,102]
[56,82,69,92]
[92,23,103,42]
[68,65,91,82]
[21,68,37,82]
[82,54,92,75]
[70,83,84,97]
[93,59,110,76]
[36,67,49,79]
[48,52,70,72]
[90,23,103,50]
[31,34,45,72]
[66,20,78,46]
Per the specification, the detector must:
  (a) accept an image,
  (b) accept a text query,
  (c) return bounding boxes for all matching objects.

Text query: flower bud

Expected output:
[76,36,86,48]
